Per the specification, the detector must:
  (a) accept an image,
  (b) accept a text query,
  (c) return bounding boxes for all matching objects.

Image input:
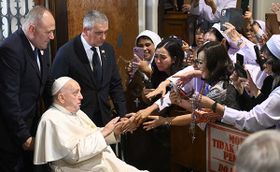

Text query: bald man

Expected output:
[0,6,55,172]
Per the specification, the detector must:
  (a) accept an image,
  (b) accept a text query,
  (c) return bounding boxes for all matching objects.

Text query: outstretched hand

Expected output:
[271,3,280,22]
[102,117,120,137]
[143,115,166,131]
[145,80,170,99]
[121,113,138,133]
[133,107,154,127]
[172,70,201,87]
[194,108,221,123]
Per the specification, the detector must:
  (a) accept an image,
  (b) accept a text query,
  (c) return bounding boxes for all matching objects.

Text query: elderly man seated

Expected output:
[33,76,148,172]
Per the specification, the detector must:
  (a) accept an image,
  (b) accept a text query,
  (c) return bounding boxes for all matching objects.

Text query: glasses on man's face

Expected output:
[93,30,108,37]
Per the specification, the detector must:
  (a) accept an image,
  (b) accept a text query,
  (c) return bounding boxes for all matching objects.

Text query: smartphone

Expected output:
[170,82,191,99]
[177,87,192,100]
[220,8,244,31]
[254,45,264,71]
[235,63,247,78]
[236,53,244,66]
[265,13,280,38]
[133,47,144,60]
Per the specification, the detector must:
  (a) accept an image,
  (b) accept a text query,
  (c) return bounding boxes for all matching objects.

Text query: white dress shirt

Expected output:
[80,35,102,70]
[222,86,280,132]
[190,0,237,23]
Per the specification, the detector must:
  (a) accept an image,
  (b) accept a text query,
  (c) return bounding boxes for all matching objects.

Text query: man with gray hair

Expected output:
[52,10,127,127]
[0,6,55,172]
[235,130,280,172]
[34,76,147,172]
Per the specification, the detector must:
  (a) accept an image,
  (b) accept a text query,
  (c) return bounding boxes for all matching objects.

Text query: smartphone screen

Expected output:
[235,63,247,78]
[133,47,144,60]
[236,53,244,66]
[220,8,244,31]
[254,45,264,71]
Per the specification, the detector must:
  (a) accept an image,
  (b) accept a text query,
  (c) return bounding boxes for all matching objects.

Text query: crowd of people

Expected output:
[0,1,280,172]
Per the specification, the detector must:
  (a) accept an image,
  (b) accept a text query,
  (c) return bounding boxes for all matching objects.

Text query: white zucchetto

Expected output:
[266,34,280,60]
[52,76,72,95]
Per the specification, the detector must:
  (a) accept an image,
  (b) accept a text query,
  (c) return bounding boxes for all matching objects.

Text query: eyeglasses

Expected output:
[94,31,108,36]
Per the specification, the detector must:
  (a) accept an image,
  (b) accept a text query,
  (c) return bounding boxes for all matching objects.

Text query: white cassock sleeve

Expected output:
[63,130,107,164]
[227,36,257,64]
[191,0,237,23]
[222,86,280,132]
[212,0,237,22]
[34,108,108,165]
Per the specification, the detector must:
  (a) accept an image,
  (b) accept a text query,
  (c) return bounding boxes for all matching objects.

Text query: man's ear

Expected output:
[82,27,90,37]
[57,93,65,103]
[27,24,36,38]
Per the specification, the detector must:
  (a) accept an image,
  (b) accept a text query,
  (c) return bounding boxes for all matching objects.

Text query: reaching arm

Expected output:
[143,114,194,131]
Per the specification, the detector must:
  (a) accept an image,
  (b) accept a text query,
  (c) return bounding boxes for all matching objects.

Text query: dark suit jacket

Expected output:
[0,29,52,170]
[52,35,126,126]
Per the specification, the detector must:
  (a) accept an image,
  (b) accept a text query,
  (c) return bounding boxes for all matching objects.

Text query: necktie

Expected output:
[33,48,41,71]
[91,47,102,84]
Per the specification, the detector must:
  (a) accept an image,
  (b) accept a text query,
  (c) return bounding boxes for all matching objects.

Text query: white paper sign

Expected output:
[206,123,250,172]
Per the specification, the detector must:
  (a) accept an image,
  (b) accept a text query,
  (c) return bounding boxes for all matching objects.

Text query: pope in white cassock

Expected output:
[33,76,148,172]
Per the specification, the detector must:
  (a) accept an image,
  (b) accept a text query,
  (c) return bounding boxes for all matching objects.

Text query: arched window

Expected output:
[0,0,35,41]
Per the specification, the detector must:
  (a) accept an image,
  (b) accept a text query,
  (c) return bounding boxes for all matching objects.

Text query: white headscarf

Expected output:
[255,20,266,31]
[52,76,72,95]
[266,34,280,60]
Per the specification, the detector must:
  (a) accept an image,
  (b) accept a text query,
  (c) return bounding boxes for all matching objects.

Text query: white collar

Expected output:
[52,103,77,116]
[80,34,92,51]
[27,40,44,55]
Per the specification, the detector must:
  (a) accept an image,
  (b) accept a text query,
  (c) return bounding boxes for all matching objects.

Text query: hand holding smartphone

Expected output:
[133,47,145,60]
[220,8,244,31]
[254,45,265,71]
[129,47,145,81]
[234,63,247,79]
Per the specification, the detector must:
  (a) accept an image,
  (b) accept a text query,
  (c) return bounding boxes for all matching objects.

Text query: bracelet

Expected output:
[211,101,217,113]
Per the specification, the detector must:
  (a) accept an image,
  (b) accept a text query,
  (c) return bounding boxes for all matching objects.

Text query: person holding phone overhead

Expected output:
[233,34,280,111]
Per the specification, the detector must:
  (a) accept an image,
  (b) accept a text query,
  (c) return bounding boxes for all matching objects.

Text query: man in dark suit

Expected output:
[0,6,55,172]
[52,10,127,127]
